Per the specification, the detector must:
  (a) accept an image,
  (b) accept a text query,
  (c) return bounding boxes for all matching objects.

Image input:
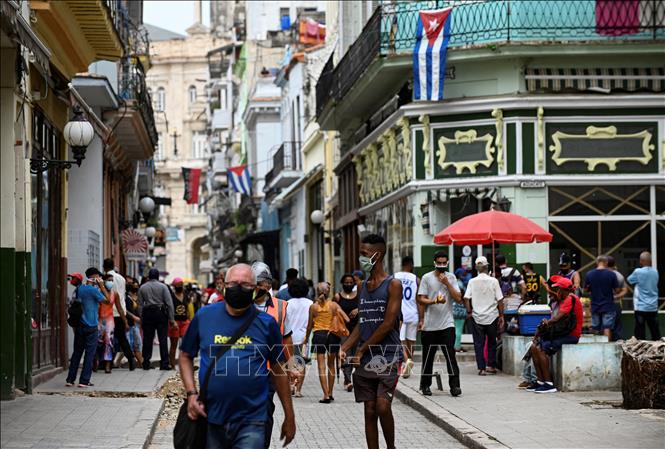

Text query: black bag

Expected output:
[67,289,83,328]
[539,295,578,340]
[67,301,82,328]
[173,307,258,449]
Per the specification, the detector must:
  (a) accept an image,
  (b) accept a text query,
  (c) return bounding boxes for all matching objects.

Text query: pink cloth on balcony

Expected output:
[596,0,640,36]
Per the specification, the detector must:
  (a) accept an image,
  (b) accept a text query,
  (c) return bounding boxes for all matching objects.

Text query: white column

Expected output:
[1,46,16,252]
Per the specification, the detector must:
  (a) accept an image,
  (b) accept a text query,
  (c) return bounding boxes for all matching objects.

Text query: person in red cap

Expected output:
[528,275,583,393]
[168,277,194,369]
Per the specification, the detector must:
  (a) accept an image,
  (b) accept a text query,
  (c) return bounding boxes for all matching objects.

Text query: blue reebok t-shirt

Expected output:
[76,285,105,327]
[180,303,284,425]
[584,268,619,314]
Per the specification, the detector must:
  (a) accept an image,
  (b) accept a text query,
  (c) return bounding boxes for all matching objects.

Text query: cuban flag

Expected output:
[413,7,453,101]
[228,164,252,196]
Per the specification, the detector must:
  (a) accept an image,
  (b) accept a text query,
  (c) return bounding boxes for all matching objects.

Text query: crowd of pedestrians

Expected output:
[64,241,660,448]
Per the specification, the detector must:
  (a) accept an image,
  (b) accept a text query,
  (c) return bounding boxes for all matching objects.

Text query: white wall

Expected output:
[251,117,281,194]
[67,107,105,276]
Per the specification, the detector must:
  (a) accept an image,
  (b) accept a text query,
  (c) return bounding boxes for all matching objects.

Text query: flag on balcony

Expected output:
[228,164,252,196]
[182,167,202,204]
[413,7,453,101]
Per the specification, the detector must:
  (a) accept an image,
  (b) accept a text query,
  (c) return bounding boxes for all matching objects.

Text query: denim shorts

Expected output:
[592,311,616,331]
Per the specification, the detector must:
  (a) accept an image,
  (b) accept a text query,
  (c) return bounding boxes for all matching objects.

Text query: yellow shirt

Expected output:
[313,301,333,331]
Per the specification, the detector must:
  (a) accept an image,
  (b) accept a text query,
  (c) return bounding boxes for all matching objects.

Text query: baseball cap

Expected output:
[68,272,83,285]
[172,277,184,285]
[559,253,572,266]
[251,261,273,283]
[550,275,573,289]
[475,256,489,266]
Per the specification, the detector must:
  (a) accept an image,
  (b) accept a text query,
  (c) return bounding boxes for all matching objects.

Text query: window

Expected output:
[156,87,165,112]
[155,132,164,161]
[188,85,197,104]
[192,132,208,159]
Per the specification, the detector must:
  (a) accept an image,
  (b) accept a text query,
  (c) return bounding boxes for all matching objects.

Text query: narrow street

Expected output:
[148,362,465,449]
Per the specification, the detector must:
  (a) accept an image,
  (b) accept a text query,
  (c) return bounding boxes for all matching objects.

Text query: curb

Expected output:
[143,396,166,449]
[394,384,509,449]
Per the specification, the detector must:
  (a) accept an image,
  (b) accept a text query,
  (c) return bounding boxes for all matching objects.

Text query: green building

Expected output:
[317,1,665,330]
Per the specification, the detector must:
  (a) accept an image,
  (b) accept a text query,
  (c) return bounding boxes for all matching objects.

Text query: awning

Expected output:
[0,0,51,76]
[525,68,664,93]
[269,163,323,211]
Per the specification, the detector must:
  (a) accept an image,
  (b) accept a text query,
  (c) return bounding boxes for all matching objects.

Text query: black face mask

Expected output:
[224,285,255,309]
[175,286,184,293]
[342,285,354,293]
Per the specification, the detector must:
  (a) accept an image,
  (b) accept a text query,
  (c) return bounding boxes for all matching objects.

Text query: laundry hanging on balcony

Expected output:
[228,164,252,196]
[182,167,202,204]
[413,7,453,101]
[299,18,325,46]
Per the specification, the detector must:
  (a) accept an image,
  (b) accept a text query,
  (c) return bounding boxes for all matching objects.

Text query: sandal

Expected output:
[486,368,498,375]
[478,370,487,376]
[295,392,303,398]
[346,383,353,392]
[318,398,331,404]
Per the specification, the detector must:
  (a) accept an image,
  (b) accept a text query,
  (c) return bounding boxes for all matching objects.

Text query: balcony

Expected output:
[104,59,158,161]
[211,108,232,131]
[316,0,665,121]
[264,142,302,191]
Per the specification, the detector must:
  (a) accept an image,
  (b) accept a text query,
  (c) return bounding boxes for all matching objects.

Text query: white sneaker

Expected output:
[403,358,414,378]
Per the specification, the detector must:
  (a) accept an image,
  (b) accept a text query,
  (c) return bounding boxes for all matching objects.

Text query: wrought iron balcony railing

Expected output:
[119,60,158,147]
[104,0,130,48]
[264,141,302,188]
[316,0,665,117]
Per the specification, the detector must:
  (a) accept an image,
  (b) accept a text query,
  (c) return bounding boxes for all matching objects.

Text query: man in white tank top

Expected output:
[394,256,420,378]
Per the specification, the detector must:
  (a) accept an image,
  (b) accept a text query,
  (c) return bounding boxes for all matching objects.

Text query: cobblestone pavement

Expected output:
[149,362,465,449]
[399,361,665,449]
[1,394,163,449]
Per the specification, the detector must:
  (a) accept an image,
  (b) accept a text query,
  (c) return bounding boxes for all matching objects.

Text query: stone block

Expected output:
[553,342,622,392]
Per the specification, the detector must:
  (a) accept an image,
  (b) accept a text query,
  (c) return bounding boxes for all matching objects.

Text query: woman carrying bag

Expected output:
[305,282,349,403]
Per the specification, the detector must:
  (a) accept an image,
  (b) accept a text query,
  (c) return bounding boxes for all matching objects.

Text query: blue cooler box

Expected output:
[517,305,551,335]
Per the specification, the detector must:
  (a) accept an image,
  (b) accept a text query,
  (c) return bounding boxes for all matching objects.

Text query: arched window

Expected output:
[156,87,165,112]
[188,85,197,104]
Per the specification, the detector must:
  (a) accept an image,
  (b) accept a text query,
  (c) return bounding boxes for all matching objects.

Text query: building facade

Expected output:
[0,0,147,399]
[317,1,665,324]
[146,17,220,284]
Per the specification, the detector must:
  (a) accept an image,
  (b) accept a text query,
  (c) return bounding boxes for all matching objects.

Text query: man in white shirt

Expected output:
[394,256,420,378]
[417,251,462,397]
[464,256,504,375]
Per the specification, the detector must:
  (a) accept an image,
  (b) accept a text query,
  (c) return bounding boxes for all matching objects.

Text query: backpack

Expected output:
[67,289,83,328]
[499,267,517,297]
[539,295,578,340]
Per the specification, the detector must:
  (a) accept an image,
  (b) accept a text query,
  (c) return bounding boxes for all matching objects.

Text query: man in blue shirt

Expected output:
[584,255,621,340]
[179,263,295,449]
[66,267,112,388]
[627,251,661,340]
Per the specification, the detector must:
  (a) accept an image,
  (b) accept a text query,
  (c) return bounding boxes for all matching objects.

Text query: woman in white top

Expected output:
[285,278,313,397]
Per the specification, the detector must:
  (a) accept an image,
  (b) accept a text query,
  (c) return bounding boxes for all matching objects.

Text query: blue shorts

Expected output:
[539,335,579,355]
[592,311,616,331]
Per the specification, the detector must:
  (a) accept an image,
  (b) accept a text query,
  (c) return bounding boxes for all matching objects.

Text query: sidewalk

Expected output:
[2,366,172,449]
[395,361,665,449]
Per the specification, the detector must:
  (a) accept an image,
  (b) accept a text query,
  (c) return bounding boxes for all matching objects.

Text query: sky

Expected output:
[143,0,211,35]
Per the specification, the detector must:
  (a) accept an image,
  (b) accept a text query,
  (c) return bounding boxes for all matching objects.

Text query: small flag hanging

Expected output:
[182,167,202,204]
[228,164,252,196]
[413,7,453,101]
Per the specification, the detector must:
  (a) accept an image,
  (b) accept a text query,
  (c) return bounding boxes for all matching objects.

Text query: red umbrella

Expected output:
[433,210,552,245]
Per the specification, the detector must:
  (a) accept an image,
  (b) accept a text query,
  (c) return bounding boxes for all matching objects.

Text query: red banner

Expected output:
[182,167,202,204]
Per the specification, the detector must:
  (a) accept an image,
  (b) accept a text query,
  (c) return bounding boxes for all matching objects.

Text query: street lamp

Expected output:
[30,106,94,174]
[139,196,156,214]
[144,226,156,238]
[310,209,324,225]
[234,249,243,259]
